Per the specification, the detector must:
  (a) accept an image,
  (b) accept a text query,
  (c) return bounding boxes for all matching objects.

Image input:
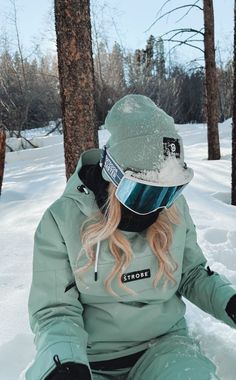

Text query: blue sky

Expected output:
[0,0,234,64]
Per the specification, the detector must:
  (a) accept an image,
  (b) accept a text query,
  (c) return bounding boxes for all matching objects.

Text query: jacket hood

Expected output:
[62,149,102,217]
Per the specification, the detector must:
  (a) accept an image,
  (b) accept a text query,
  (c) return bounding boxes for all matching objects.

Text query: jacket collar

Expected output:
[62,149,102,217]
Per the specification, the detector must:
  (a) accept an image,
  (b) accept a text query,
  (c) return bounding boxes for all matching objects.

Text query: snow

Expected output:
[1,120,236,379]
[6,122,62,152]
[118,97,141,113]
[127,156,194,186]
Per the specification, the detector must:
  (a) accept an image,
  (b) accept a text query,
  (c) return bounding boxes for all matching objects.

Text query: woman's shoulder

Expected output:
[175,194,187,214]
[47,195,85,224]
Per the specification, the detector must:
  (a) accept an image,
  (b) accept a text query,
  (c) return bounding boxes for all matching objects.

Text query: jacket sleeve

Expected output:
[178,197,236,329]
[26,208,91,380]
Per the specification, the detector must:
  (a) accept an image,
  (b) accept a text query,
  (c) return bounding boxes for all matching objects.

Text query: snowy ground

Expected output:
[5,122,62,152]
[0,120,236,380]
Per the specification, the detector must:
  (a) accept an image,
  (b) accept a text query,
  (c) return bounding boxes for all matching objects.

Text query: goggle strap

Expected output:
[100,146,124,186]
[100,146,107,170]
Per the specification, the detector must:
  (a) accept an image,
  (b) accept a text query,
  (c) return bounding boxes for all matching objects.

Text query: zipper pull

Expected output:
[53,355,69,374]
[65,281,76,293]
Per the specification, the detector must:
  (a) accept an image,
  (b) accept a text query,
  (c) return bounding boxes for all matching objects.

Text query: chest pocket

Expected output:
[73,239,181,303]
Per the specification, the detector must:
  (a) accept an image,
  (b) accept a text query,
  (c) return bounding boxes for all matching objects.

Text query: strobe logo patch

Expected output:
[163,137,180,158]
[121,269,151,283]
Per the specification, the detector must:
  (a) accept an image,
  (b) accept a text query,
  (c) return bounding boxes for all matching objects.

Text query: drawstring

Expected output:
[94,241,101,282]
[53,355,70,374]
[206,266,214,276]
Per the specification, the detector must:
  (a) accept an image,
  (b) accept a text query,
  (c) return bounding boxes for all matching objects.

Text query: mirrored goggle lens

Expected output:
[115,177,187,215]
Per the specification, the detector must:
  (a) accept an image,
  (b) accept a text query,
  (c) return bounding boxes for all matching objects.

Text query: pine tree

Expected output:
[109,42,126,96]
[155,38,166,80]
[144,35,155,79]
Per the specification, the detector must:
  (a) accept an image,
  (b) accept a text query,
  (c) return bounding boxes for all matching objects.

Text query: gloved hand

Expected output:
[45,355,91,380]
[225,294,236,324]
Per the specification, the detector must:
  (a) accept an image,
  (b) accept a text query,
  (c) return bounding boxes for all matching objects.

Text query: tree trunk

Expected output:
[55,0,98,180]
[232,0,236,205]
[0,128,6,196]
[203,0,221,160]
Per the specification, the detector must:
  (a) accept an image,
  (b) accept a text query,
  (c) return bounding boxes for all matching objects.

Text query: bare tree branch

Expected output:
[9,0,27,89]
[160,27,204,38]
[146,4,203,32]
[176,0,202,23]
[162,39,204,53]
[162,31,203,43]
[160,26,204,58]
[184,39,204,43]
[155,0,201,18]
[6,143,14,152]
[20,134,38,149]
[45,119,62,136]
[155,0,173,18]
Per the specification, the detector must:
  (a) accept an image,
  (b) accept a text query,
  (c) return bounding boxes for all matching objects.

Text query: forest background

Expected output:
[0,0,234,135]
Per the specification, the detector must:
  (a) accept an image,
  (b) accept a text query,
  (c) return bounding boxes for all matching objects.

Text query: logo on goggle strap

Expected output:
[104,156,118,180]
[163,137,180,158]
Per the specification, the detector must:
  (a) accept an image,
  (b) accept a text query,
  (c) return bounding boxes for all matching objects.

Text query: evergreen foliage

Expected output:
[93,36,233,126]
[0,35,233,132]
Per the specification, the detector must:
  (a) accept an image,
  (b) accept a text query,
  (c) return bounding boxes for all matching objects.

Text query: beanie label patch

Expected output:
[163,137,180,158]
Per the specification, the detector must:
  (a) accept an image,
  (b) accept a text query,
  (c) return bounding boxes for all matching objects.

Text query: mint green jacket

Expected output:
[26,149,236,380]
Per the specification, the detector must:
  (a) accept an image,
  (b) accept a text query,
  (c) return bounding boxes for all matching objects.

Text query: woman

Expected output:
[26,95,236,380]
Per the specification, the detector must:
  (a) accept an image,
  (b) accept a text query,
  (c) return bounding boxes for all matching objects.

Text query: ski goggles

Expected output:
[100,147,192,215]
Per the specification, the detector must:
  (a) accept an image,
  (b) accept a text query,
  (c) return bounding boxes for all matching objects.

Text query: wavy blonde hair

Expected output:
[76,183,180,296]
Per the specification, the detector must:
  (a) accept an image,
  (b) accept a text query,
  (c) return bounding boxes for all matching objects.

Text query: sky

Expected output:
[0,0,234,64]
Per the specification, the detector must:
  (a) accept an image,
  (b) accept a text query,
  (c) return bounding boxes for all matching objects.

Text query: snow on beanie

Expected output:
[103,94,193,186]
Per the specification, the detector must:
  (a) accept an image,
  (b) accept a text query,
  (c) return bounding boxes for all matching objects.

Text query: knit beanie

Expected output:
[103,94,193,186]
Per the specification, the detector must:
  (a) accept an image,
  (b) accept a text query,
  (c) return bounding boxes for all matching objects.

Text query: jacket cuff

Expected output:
[25,341,91,380]
[225,294,236,323]
[215,285,236,329]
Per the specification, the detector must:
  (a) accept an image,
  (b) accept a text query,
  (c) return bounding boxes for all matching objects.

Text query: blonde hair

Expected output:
[76,183,180,296]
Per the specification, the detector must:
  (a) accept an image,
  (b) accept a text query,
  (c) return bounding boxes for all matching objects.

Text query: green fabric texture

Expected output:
[26,149,236,380]
[104,94,184,171]
[127,330,219,380]
[92,320,219,379]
